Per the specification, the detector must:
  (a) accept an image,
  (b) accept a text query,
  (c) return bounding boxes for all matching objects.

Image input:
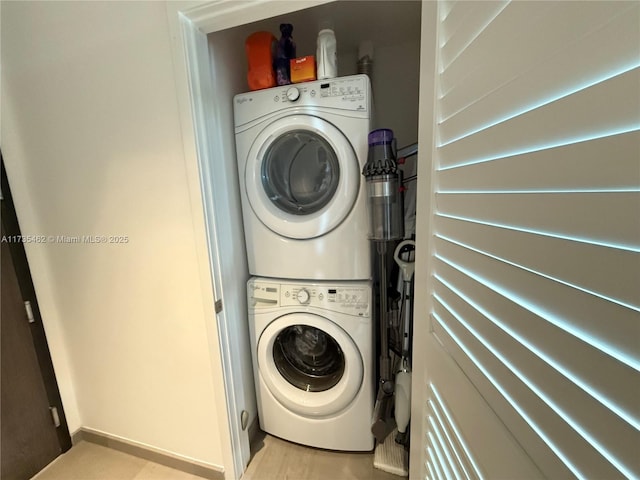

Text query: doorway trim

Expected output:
[166,1,334,478]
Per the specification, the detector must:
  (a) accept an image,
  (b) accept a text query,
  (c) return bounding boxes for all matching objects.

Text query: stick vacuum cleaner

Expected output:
[362,129,404,443]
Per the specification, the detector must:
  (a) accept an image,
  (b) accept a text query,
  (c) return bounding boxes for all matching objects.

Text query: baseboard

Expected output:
[72,427,224,480]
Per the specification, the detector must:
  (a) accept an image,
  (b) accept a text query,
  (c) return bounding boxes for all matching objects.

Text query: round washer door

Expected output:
[245,115,360,239]
[257,313,364,417]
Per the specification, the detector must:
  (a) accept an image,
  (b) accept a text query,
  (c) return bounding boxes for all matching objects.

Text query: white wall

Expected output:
[1,0,227,469]
[371,39,421,148]
[206,26,257,428]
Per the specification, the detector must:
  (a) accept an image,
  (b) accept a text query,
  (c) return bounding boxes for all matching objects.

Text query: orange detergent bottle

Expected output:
[245,31,277,91]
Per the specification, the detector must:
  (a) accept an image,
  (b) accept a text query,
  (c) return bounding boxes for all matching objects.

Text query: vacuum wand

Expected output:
[378,242,392,385]
[371,241,395,443]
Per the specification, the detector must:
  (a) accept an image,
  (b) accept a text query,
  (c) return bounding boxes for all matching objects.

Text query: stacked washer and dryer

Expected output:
[234,75,375,451]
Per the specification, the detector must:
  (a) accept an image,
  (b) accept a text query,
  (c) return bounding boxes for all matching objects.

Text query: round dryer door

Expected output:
[257,313,364,418]
[245,115,360,239]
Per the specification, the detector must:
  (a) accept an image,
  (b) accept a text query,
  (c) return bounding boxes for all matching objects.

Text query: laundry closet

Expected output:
[199,0,423,475]
[207,1,422,146]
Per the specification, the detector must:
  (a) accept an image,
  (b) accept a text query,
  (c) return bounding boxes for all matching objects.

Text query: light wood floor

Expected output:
[243,431,403,480]
[31,441,205,480]
[30,434,404,480]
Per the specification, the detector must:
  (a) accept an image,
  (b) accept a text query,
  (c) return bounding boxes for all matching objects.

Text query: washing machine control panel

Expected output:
[249,280,370,316]
[284,284,370,316]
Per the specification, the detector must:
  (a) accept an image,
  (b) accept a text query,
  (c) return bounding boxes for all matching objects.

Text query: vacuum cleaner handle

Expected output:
[394,239,416,282]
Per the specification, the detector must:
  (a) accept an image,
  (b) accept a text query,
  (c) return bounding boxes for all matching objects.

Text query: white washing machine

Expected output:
[234,75,372,280]
[248,277,374,451]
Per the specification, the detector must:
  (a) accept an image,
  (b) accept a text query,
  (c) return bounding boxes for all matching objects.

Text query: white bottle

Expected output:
[316,29,337,79]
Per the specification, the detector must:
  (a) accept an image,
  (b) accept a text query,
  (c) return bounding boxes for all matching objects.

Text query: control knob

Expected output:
[286,87,300,102]
[297,288,310,304]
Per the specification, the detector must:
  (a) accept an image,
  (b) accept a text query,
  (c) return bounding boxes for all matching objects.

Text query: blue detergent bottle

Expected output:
[275,23,296,85]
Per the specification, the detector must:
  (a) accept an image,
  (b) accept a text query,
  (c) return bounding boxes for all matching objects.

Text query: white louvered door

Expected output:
[411,1,640,479]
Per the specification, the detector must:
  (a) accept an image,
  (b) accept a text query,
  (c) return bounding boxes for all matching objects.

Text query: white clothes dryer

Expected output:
[248,277,374,451]
[234,75,372,280]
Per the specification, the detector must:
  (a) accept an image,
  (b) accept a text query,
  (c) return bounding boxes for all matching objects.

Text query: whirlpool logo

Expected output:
[236,97,253,105]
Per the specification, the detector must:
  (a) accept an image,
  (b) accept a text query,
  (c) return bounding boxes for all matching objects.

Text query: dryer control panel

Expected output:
[248,279,371,317]
[234,74,371,128]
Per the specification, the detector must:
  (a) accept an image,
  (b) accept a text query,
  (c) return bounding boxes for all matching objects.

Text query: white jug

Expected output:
[316,29,337,79]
